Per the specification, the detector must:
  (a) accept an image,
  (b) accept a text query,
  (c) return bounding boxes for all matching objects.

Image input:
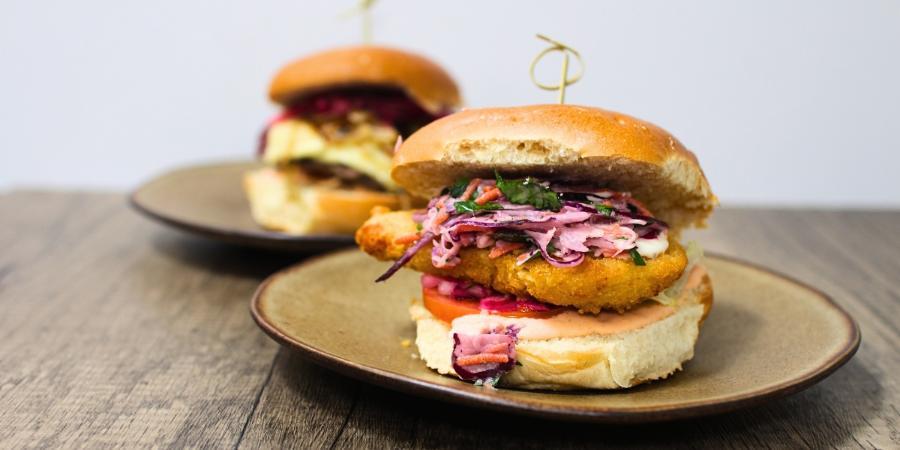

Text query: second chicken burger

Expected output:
[245,45,461,234]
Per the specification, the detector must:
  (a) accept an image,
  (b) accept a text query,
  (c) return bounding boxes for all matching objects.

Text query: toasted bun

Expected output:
[243,167,411,234]
[411,274,713,390]
[393,105,716,231]
[269,45,461,114]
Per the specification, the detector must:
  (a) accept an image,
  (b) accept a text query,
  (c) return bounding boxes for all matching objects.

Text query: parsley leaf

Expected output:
[495,171,561,211]
[595,204,615,216]
[448,178,470,198]
[454,200,502,213]
[492,231,531,243]
[629,248,646,266]
[546,242,558,254]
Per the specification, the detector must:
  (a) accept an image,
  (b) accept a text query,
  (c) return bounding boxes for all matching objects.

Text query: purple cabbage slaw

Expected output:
[376,177,668,282]
[451,326,519,383]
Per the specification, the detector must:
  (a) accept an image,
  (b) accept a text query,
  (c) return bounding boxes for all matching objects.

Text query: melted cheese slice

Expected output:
[262,119,396,190]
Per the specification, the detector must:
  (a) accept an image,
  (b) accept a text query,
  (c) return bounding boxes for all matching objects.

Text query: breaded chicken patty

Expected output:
[356,210,688,313]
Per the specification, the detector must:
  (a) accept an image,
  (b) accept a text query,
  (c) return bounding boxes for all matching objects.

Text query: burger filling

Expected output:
[419,241,706,385]
[258,87,448,192]
[452,327,519,386]
[377,174,669,281]
[421,273,552,384]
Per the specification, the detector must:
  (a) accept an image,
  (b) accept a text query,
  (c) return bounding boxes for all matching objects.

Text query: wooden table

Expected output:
[1,191,896,449]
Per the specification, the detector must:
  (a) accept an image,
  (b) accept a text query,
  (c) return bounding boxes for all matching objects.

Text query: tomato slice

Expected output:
[422,288,561,323]
[423,288,481,323]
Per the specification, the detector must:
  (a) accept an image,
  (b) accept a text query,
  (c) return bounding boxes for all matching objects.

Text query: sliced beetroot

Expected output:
[257,87,449,156]
[419,274,559,315]
[421,274,442,289]
[478,295,558,314]
[284,87,442,126]
[476,296,513,311]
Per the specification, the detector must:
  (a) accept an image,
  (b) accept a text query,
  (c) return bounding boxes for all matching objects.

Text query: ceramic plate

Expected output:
[130,161,354,252]
[251,250,860,423]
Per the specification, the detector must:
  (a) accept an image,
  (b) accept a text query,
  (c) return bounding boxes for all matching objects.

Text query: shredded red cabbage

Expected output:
[375,177,669,282]
[421,274,559,314]
[375,231,434,282]
[451,326,519,383]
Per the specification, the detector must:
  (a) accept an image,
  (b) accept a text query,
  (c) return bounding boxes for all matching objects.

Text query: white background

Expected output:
[1,0,898,207]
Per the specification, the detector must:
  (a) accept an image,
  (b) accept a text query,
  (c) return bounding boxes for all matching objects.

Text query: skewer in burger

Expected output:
[244,46,461,234]
[356,105,717,389]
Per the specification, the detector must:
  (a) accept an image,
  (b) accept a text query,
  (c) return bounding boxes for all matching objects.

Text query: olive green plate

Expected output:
[251,250,860,423]
[130,161,354,252]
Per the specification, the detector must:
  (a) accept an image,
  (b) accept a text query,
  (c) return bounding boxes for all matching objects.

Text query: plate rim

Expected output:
[250,250,861,423]
[128,161,355,251]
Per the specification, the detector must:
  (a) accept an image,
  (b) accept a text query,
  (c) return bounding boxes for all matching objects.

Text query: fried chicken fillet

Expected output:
[356,210,688,313]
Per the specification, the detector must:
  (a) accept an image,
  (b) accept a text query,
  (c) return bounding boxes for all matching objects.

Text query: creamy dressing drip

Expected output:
[449,265,708,340]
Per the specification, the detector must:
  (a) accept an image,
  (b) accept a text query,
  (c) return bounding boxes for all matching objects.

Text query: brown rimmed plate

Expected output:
[250,249,860,423]
[130,161,354,252]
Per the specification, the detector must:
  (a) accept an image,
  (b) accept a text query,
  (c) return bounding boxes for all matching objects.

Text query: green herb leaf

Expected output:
[416,223,423,231]
[595,204,615,216]
[629,248,646,266]
[454,200,503,213]
[492,231,531,243]
[448,178,470,198]
[495,171,561,211]
[546,242,558,254]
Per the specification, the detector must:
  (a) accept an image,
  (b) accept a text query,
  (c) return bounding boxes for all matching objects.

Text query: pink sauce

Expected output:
[451,302,675,340]
[449,264,708,340]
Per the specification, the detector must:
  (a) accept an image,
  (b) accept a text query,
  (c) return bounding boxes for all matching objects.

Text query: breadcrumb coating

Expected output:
[356,210,688,313]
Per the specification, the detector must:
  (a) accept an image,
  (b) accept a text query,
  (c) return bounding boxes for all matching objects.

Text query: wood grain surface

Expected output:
[0,191,896,449]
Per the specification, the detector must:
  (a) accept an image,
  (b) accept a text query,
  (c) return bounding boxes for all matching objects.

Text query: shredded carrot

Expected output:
[433,209,450,225]
[459,178,481,201]
[456,353,509,366]
[488,242,524,259]
[474,187,501,205]
[394,233,421,244]
[481,343,510,354]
